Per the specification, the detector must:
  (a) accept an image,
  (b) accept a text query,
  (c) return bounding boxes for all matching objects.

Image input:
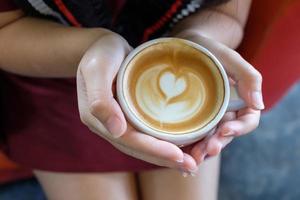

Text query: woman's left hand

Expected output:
[180,34,264,165]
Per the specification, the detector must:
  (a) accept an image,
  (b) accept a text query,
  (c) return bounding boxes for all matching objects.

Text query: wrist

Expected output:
[78,32,130,76]
[81,31,130,64]
[173,30,216,48]
[87,31,130,54]
[173,27,243,50]
[170,9,245,49]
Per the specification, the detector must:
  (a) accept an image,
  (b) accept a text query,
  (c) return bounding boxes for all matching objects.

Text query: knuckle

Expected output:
[231,49,242,58]
[250,68,262,80]
[232,130,241,137]
[251,69,262,82]
[224,48,263,85]
[233,127,246,137]
[89,100,106,116]
[217,44,228,54]
[101,33,131,53]
[256,71,263,83]
[226,48,242,60]
[90,28,124,45]
[78,58,99,76]
[246,69,263,86]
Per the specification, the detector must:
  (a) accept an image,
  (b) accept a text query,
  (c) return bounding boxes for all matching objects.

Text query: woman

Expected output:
[0,0,263,199]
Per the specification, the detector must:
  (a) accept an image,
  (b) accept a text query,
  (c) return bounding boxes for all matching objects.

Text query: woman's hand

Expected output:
[77,33,198,172]
[178,33,263,165]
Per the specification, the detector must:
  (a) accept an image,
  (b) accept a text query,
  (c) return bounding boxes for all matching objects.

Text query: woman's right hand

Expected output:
[77,32,198,173]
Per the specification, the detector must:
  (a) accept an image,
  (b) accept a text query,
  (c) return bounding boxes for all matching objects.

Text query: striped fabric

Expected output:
[142,0,204,41]
[171,0,203,25]
[12,0,230,46]
[27,0,69,25]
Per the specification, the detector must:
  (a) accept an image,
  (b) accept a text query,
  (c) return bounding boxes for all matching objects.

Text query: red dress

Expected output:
[0,0,209,172]
[1,0,300,176]
[1,76,161,172]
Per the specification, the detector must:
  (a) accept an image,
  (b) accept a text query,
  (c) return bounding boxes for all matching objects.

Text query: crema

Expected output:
[122,40,225,134]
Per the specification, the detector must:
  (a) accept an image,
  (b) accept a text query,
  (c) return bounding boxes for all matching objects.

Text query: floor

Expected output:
[219,82,300,200]
[0,83,299,200]
[0,178,45,200]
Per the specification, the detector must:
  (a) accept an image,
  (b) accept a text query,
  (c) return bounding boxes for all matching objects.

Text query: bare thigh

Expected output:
[138,155,220,200]
[34,170,138,200]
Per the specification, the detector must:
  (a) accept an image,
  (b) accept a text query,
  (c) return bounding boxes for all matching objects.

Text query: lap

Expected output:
[138,155,220,200]
[34,170,138,200]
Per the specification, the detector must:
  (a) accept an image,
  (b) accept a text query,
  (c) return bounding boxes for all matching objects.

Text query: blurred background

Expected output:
[1,0,300,199]
[220,83,300,200]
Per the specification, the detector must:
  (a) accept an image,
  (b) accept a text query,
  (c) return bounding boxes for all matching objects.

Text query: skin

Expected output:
[139,156,221,200]
[139,1,261,199]
[34,170,138,200]
[173,0,262,166]
[0,0,262,199]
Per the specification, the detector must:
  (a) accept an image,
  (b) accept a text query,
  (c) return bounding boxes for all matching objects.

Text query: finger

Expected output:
[79,34,130,137]
[220,108,261,137]
[206,134,233,157]
[180,153,198,173]
[190,112,236,165]
[219,111,236,124]
[218,136,234,149]
[206,111,237,155]
[183,35,264,110]
[190,137,208,165]
[205,111,236,157]
[120,127,185,164]
[200,108,256,159]
[216,46,264,110]
[112,141,183,170]
[197,108,258,159]
[191,133,233,165]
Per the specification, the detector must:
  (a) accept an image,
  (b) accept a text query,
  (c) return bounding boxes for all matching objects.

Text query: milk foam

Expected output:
[124,40,225,134]
[159,71,186,100]
[135,64,206,124]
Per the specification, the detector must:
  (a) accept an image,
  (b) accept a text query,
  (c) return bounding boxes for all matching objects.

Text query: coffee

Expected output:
[121,39,225,134]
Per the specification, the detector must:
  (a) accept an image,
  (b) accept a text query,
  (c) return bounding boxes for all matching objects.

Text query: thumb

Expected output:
[181,35,264,110]
[216,46,264,110]
[89,96,126,138]
[79,34,130,137]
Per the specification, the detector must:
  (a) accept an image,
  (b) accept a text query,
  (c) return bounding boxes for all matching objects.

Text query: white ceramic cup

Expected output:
[117,38,245,146]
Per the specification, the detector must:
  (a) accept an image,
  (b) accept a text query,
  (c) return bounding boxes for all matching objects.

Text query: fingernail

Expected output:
[189,172,197,177]
[222,131,235,137]
[176,158,184,164]
[251,91,265,110]
[180,169,197,177]
[188,168,198,175]
[106,116,123,138]
[180,170,189,178]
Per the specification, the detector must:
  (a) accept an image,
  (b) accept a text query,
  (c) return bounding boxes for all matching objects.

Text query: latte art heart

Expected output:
[159,71,187,100]
[135,65,205,123]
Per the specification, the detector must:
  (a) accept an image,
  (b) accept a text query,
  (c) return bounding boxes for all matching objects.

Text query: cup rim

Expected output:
[117,37,230,143]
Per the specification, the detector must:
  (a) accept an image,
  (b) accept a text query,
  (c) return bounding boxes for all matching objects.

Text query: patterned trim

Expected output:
[53,0,81,27]
[27,0,69,25]
[142,0,183,42]
[142,0,203,42]
[170,0,203,26]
